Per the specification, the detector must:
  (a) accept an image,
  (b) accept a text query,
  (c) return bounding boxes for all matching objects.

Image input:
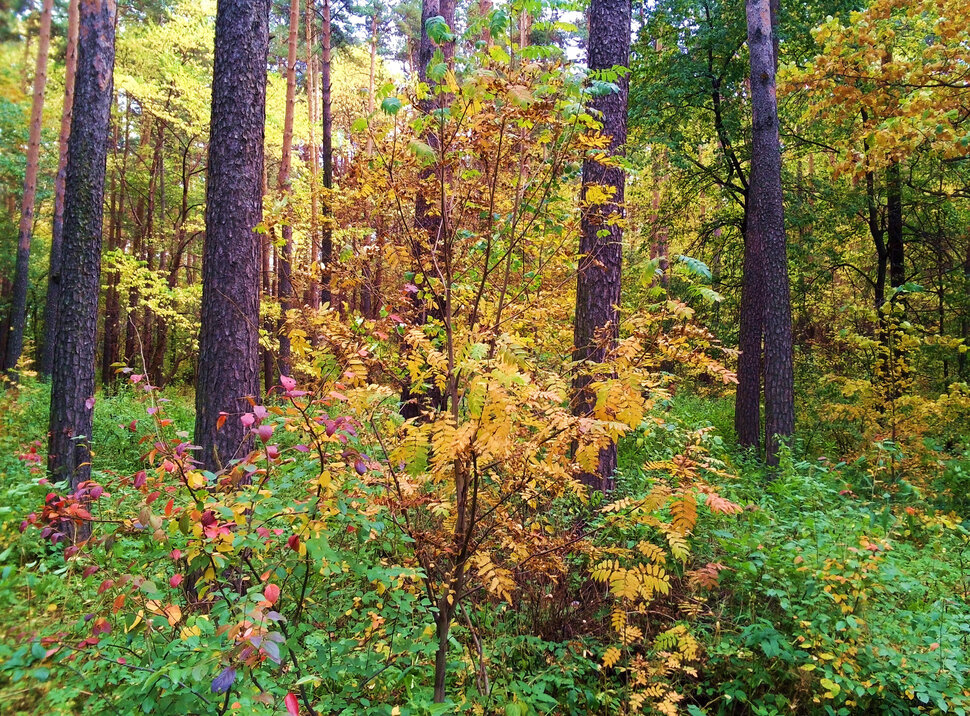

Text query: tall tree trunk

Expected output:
[886,160,904,291]
[195,0,271,472]
[400,0,456,421]
[478,0,492,45]
[48,0,117,532]
[4,0,54,376]
[319,0,334,307]
[277,0,299,376]
[365,9,379,156]
[571,0,631,492]
[306,0,320,308]
[735,213,762,451]
[746,0,793,465]
[101,121,122,389]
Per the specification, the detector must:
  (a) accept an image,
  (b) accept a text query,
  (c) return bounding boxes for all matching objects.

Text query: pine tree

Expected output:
[194,0,271,471]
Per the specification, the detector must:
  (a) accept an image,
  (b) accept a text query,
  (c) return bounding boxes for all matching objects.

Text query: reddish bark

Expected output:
[4,0,54,376]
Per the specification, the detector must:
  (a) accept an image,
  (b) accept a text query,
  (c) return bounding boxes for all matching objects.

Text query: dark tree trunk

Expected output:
[40,0,79,378]
[746,0,793,465]
[571,0,631,492]
[320,0,334,307]
[734,211,763,455]
[400,0,455,422]
[305,0,320,309]
[277,0,299,376]
[48,0,117,528]
[886,160,904,291]
[4,0,53,376]
[101,134,122,390]
[194,0,270,472]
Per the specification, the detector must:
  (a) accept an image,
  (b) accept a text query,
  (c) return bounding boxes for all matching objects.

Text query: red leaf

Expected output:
[284,692,299,716]
[164,498,174,517]
[170,574,184,588]
[264,583,280,605]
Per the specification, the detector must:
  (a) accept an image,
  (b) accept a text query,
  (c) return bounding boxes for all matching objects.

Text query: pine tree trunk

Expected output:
[735,213,763,452]
[746,0,793,465]
[320,0,334,307]
[194,0,270,472]
[572,0,631,492]
[48,0,117,527]
[277,0,299,376]
[101,128,122,390]
[306,0,320,309]
[4,0,54,377]
[400,0,455,420]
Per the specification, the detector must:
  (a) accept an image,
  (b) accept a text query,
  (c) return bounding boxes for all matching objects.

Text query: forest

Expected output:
[0,0,968,713]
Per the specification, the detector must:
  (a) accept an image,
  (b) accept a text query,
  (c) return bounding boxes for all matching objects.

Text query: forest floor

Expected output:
[0,381,967,714]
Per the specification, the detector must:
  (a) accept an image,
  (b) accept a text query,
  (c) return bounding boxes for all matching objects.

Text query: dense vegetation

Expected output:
[0,0,968,714]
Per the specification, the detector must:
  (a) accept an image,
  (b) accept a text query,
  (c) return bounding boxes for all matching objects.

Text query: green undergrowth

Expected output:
[0,380,968,714]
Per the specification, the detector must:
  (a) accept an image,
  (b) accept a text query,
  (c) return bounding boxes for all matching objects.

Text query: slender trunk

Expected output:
[40,0,79,377]
[320,0,334,307]
[101,122,122,389]
[886,160,904,291]
[4,0,54,376]
[365,10,378,156]
[746,0,793,465]
[479,0,492,45]
[48,0,117,533]
[195,0,270,472]
[277,0,299,375]
[571,0,631,491]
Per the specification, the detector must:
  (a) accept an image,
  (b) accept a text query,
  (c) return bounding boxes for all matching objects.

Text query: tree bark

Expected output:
[306,0,320,308]
[886,160,904,291]
[4,0,54,376]
[48,0,117,526]
[319,0,334,307]
[101,121,122,389]
[746,0,794,465]
[571,0,631,492]
[42,0,80,378]
[400,0,456,421]
[194,0,270,472]
[277,0,299,376]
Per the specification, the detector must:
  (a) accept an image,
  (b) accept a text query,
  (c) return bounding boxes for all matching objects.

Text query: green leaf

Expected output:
[425,16,455,44]
[678,254,713,281]
[380,97,402,115]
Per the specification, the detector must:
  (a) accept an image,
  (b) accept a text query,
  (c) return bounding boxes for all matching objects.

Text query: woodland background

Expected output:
[0,0,969,714]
